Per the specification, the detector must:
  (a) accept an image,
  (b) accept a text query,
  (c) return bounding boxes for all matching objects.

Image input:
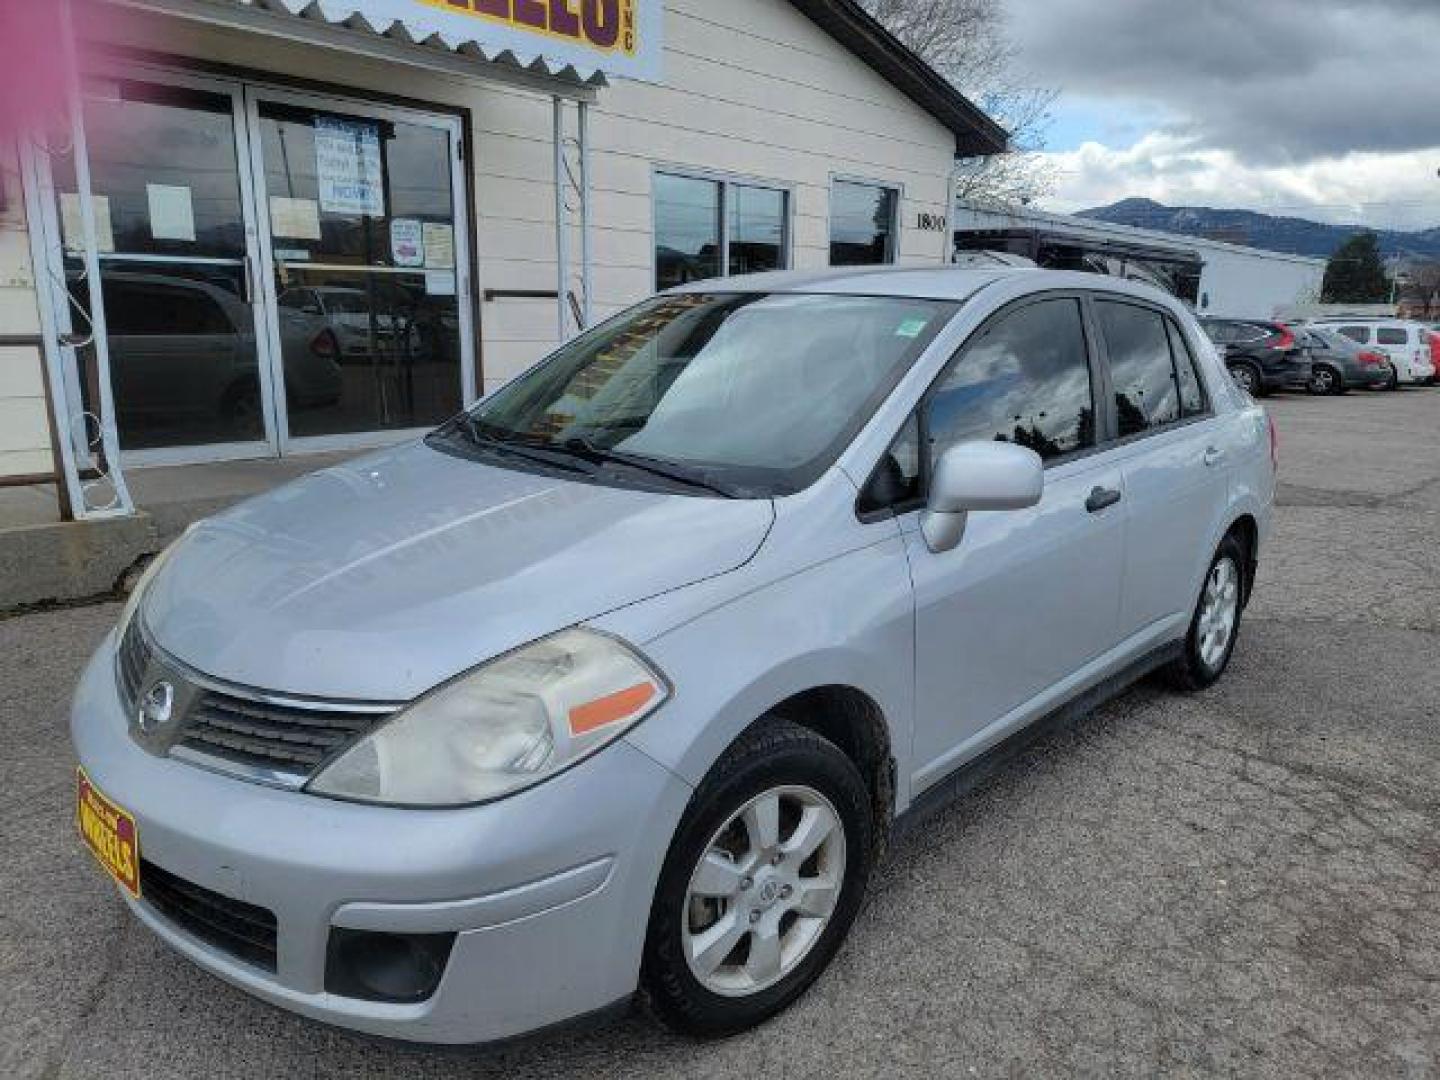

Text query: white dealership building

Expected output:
[0,0,1004,519]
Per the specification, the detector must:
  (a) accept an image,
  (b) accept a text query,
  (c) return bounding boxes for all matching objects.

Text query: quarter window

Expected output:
[1166,320,1208,417]
[926,297,1095,467]
[830,179,898,266]
[1097,301,1182,436]
[654,172,788,291]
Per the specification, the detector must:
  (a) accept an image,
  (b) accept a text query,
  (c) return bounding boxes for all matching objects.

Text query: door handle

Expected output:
[1203,446,1224,467]
[1085,486,1122,513]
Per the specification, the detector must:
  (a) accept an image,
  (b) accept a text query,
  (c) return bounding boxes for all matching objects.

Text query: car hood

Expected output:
[142,441,775,700]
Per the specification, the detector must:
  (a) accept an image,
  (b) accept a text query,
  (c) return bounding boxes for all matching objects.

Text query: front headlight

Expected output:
[307,628,669,807]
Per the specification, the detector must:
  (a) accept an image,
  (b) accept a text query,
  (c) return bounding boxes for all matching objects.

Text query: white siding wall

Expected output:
[103,1,958,397]
[0,141,53,479]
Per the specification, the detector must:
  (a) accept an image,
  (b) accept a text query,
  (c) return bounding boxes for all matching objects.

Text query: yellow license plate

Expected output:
[76,767,141,899]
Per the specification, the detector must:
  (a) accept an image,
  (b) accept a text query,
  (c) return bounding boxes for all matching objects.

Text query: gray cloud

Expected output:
[1006,0,1440,164]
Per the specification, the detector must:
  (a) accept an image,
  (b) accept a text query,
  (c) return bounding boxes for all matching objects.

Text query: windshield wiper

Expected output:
[448,416,594,476]
[558,436,738,498]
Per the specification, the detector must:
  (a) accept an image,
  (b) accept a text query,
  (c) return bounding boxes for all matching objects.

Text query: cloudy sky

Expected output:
[1001,0,1440,230]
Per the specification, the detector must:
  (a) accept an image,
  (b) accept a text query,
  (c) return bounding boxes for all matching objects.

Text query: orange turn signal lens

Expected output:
[568,682,657,736]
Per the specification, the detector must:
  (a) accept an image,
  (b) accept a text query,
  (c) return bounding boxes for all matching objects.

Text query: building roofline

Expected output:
[786,0,1009,157]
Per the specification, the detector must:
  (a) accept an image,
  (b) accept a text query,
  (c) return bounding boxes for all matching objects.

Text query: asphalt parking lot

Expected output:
[3,387,1439,1079]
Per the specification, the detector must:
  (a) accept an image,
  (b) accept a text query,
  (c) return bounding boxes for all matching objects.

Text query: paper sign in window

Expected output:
[391,218,424,267]
[146,184,196,242]
[60,193,115,253]
[423,222,455,269]
[314,117,385,217]
[269,197,321,241]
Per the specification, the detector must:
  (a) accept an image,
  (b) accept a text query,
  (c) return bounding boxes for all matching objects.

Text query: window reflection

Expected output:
[830,180,897,266]
[728,185,786,276]
[928,298,1095,464]
[655,174,722,290]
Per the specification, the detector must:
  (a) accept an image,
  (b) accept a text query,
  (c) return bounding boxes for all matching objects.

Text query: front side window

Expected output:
[1097,301,1182,436]
[926,297,1095,468]
[1337,325,1370,344]
[654,172,788,291]
[442,292,957,496]
[830,180,898,266]
[1377,327,1408,346]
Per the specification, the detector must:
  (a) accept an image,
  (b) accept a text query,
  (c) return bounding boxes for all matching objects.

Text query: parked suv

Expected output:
[71,268,1273,1045]
[1197,317,1312,396]
[1313,319,1437,387]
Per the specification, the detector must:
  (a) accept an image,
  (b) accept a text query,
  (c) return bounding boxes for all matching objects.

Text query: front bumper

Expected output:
[70,637,693,1044]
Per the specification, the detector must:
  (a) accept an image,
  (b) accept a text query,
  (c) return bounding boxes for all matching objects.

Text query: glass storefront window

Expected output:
[255,101,464,439]
[830,179,898,266]
[728,184,786,277]
[654,172,788,290]
[654,173,722,290]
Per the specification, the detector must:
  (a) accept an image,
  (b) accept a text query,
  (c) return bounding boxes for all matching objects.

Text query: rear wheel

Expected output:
[1385,364,1400,390]
[1229,362,1265,397]
[642,720,873,1038]
[1308,365,1343,395]
[1165,534,1247,692]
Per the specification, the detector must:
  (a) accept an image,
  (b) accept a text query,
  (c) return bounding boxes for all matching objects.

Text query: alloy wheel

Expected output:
[1197,557,1240,670]
[1311,368,1337,394]
[1231,365,1257,393]
[682,785,846,998]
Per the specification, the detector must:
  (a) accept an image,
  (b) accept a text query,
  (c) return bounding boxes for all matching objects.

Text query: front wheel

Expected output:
[642,720,873,1038]
[1164,534,1247,691]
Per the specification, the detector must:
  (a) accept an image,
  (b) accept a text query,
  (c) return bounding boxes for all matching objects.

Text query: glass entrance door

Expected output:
[247,89,474,450]
[54,74,276,460]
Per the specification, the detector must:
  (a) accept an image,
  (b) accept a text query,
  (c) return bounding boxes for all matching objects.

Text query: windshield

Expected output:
[438,292,956,496]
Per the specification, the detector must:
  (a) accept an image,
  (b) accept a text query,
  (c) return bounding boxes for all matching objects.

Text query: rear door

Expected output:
[1092,298,1232,639]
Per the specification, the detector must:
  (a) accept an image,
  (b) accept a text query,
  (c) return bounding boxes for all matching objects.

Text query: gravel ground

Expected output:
[3,386,1438,1079]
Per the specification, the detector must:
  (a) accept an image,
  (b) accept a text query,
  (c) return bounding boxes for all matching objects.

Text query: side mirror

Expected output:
[921,441,1044,553]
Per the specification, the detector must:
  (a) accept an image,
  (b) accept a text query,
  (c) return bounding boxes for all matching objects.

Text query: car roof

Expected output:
[664,266,1181,304]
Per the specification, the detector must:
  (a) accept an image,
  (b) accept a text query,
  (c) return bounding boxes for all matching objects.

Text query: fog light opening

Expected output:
[325,928,456,1004]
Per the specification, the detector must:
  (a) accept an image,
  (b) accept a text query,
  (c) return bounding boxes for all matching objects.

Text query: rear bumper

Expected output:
[70,636,694,1043]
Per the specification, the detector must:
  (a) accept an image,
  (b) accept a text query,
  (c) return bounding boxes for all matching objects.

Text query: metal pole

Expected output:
[553,96,570,342]
[58,0,132,516]
[578,100,592,329]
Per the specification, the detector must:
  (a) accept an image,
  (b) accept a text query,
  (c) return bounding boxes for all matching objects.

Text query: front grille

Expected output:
[140,858,278,972]
[177,692,390,780]
[116,619,149,713]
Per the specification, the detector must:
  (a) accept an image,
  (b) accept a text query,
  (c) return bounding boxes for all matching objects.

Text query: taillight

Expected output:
[310,329,339,358]
[1359,350,1382,366]
[1267,414,1278,471]
[1269,325,1295,351]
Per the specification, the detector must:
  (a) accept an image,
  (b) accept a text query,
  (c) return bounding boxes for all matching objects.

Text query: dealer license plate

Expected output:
[76,767,141,898]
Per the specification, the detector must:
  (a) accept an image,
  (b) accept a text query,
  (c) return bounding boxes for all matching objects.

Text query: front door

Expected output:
[47,67,476,464]
[903,295,1127,792]
[247,89,475,452]
[54,73,275,461]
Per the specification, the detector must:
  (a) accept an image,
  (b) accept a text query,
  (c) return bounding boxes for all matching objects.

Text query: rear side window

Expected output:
[1377,327,1408,346]
[926,297,1096,466]
[1337,326,1371,344]
[1096,301,1181,436]
[1200,321,1230,344]
[1166,320,1208,417]
[1230,323,1268,344]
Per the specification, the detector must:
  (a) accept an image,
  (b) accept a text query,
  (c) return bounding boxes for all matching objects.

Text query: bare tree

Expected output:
[859,0,1057,208]
[1398,260,1440,320]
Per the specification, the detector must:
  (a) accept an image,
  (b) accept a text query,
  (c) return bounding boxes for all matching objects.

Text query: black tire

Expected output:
[1164,533,1248,692]
[641,720,873,1038]
[1308,365,1344,396]
[1385,364,1400,391]
[1229,362,1266,397]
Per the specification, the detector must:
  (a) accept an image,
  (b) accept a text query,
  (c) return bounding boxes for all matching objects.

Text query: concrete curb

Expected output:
[0,512,162,613]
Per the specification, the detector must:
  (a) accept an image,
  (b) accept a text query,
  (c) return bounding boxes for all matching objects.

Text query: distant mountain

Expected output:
[1076,198,1440,261]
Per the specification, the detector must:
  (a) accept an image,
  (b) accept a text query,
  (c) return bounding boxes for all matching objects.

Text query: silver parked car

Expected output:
[71,267,1274,1044]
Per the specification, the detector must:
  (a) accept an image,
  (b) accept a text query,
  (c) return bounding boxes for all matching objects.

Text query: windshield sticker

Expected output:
[895,318,929,338]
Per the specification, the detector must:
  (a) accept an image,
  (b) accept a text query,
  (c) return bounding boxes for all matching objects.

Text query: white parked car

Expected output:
[1311,319,1437,387]
[71,267,1275,1044]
